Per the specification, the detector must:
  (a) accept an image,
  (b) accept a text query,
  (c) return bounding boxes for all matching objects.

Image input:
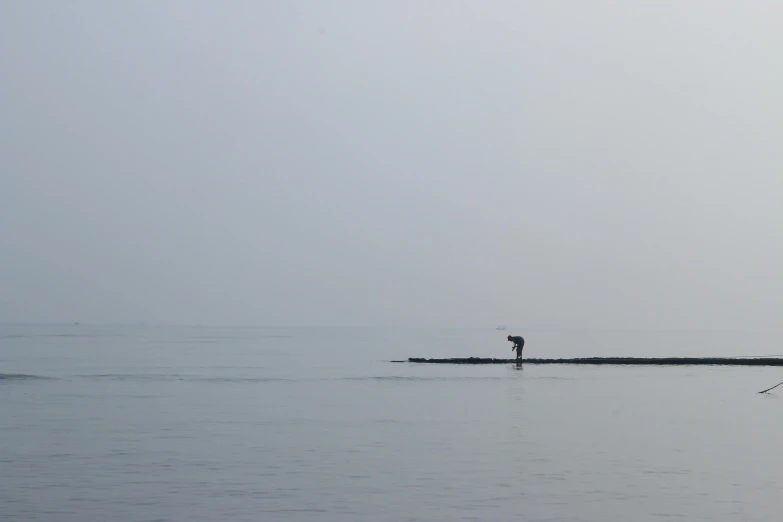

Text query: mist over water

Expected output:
[2,1,781,331]
[2,324,782,521]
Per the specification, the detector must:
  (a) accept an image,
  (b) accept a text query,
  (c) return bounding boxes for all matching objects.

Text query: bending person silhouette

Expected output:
[507,335,525,360]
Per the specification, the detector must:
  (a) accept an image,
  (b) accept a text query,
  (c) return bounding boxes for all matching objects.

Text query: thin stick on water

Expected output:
[758,380,783,394]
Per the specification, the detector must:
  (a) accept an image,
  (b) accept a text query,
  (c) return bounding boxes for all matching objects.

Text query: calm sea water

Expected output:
[2,324,782,521]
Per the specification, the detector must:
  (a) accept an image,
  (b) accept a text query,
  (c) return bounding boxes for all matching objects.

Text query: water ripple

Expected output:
[0,373,55,381]
[77,373,289,383]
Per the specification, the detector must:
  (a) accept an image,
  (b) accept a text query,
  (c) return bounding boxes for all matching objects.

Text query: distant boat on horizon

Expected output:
[496,325,507,330]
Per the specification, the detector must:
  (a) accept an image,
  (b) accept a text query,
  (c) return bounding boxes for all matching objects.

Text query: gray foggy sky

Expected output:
[1,1,781,329]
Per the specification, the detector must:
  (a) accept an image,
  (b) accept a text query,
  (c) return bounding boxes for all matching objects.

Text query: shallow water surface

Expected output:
[2,325,782,521]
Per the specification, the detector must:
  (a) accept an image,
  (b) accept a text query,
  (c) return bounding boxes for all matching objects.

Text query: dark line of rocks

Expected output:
[405,357,783,366]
